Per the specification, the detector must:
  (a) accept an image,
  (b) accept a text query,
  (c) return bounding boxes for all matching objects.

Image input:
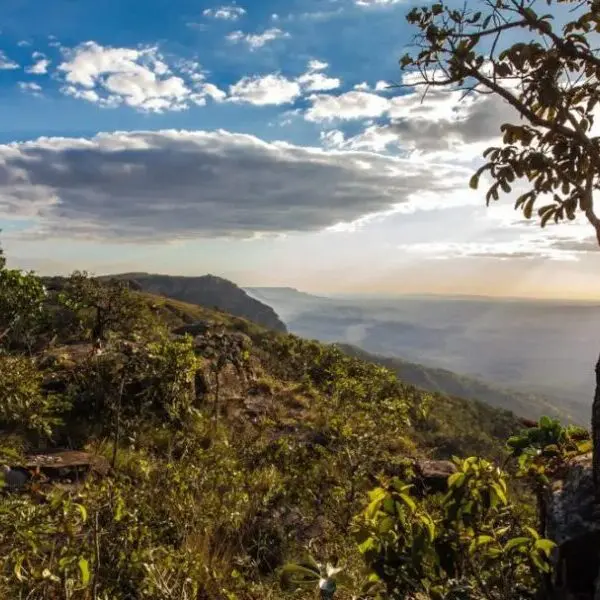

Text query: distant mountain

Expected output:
[243,287,595,424]
[336,343,577,424]
[108,274,287,333]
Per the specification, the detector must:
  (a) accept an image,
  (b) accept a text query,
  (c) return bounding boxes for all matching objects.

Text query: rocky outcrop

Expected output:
[545,453,600,599]
[109,273,288,333]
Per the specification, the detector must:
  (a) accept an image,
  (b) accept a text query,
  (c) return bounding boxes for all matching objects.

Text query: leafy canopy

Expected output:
[400,0,600,243]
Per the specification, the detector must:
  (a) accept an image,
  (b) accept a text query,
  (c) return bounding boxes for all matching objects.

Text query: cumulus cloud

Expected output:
[305,90,389,122]
[0,51,19,70]
[0,129,469,241]
[25,52,51,74]
[226,28,289,49]
[307,59,328,71]
[202,5,246,19]
[57,42,223,112]
[297,61,340,92]
[18,82,43,96]
[313,83,518,159]
[228,74,301,105]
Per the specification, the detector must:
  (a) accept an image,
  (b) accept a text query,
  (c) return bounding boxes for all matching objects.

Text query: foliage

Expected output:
[58,271,154,341]
[400,0,600,244]
[354,457,555,600]
[0,244,569,599]
[0,354,63,437]
[0,267,48,350]
[281,554,347,599]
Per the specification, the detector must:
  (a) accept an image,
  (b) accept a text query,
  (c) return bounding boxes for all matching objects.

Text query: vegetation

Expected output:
[104,272,288,333]
[0,239,591,599]
[338,344,575,425]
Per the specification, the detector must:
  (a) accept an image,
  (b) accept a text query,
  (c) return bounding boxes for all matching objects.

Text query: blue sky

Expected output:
[0,0,598,298]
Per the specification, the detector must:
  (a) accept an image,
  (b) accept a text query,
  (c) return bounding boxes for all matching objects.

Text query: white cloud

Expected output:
[320,130,346,148]
[226,28,289,49]
[307,59,328,71]
[298,71,340,92]
[0,129,469,241]
[396,239,582,261]
[57,42,223,112]
[355,0,405,5]
[25,53,51,75]
[0,51,19,70]
[229,74,301,105]
[203,5,246,19]
[305,90,389,122]
[18,82,43,97]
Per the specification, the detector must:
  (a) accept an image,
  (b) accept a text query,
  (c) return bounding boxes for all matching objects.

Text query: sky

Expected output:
[0,0,598,299]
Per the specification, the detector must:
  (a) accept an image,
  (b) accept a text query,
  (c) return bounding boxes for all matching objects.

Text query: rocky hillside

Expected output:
[1,263,572,600]
[108,272,287,332]
[337,343,575,423]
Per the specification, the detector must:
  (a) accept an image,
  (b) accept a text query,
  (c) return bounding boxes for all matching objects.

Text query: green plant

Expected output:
[0,354,63,437]
[281,554,347,599]
[0,267,48,350]
[507,416,591,533]
[354,458,555,599]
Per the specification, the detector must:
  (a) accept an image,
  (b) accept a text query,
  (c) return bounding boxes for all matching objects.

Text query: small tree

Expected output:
[399,0,600,495]
[0,269,48,351]
[60,272,150,342]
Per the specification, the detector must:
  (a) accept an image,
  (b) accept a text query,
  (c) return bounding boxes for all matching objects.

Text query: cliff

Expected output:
[107,272,288,333]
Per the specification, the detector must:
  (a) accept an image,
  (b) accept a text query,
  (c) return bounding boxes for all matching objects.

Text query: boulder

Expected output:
[414,459,457,493]
[172,321,213,337]
[545,453,600,599]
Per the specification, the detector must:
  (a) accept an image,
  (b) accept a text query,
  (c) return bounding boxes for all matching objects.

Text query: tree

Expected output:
[399,0,600,497]
[59,272,150,342]
[0,269,48,351]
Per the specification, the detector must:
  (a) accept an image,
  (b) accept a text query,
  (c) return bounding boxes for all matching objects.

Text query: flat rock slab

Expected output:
[19,450,110,476]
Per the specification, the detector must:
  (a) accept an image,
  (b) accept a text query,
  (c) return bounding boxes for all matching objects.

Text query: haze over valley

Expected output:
[246,287,598,424]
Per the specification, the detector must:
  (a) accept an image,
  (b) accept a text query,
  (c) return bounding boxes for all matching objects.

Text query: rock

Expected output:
[172,321,213,337]
[414,459,457,493]
[545,453,600,599]
[547,453,600,546]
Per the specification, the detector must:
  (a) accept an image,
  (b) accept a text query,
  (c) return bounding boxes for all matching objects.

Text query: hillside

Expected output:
[0,265,534,599]
[336,343,577,424]
[109,272,288,333]
[245,286,589,423]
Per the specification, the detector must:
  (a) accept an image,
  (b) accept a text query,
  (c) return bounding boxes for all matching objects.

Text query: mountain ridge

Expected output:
[105,272,288,333]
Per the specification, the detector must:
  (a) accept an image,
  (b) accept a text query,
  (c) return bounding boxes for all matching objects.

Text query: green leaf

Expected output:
[448,472,465,488]
[358,537,378,555]
[78,558,90,586]
[281,563,321,584]
[490,482,507,506]
[74,503,88,523]
[365,488,387,519]
[13,554,25,582]
[504,537,530,552]
[378,516,394,534]
[398,492,416,513]
[534,538,557,557]
[469,173,479,190]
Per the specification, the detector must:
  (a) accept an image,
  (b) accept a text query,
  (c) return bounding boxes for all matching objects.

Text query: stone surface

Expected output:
[414,459,457,492]
[547,453,600,546]
[546,453,600,599]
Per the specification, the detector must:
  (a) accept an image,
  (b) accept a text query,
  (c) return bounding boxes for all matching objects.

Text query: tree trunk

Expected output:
[593,354,600,505]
